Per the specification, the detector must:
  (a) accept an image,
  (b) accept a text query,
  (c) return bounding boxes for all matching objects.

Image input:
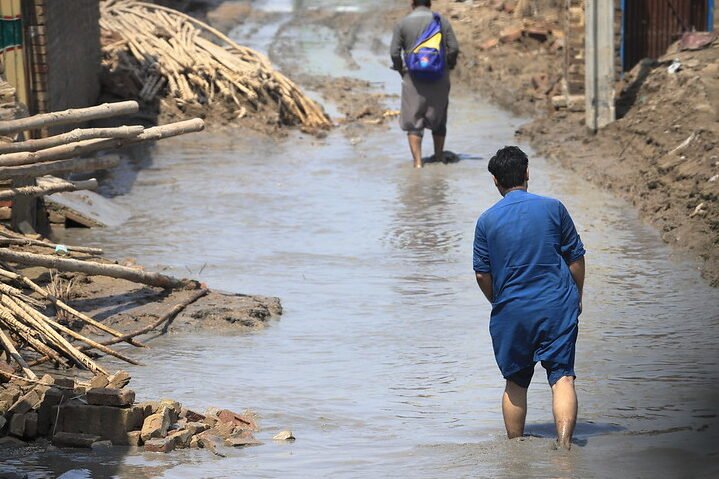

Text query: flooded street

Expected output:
[8,1,719,477]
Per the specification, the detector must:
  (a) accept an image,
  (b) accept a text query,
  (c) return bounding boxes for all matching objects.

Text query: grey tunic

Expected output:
[390,7,459,135]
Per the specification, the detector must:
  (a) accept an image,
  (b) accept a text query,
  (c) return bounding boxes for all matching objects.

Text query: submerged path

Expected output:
[14,1,719,478]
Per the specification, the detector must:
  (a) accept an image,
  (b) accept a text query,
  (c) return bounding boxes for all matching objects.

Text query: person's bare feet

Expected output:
[414,160,423,168]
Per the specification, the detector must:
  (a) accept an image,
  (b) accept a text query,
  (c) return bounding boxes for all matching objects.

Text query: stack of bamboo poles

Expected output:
[0,100,204,182]
[100,0,330,129]
[0,100,209,380]
[0,254,208,380]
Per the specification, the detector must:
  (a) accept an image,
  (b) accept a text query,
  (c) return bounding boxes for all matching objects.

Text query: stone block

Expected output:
[0,436,26,447]
[0,415,6,431]
[159,400,181,423]
[38,387,67,436]
[86,388,135,407]
[202,415,218,428]
[144,437,175,453]
[137,401,158,418]
[107,371,131,389]
[9,413,25,437]
[0,385,22,408]
[52,404,144,445]
[225,430,262,447]
[217,409,258,432]
[168,428,193,449]
[8,389,43,415]
[53,432,102,448]
[126,430,143,447]
[196,431,225,457]
[182,409,205,422]
[272,430,295,441]
[23,412,38,440]
[89,375,109,390]
[186,421,209,435]
[140,407,170,442]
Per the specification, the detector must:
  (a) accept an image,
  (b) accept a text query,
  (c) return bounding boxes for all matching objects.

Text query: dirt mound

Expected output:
[520,41,719,284]
[437,0,564,116]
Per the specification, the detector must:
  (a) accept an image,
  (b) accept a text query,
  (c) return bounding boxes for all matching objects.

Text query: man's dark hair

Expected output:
[413,0,432,7]
[488,146,529,189]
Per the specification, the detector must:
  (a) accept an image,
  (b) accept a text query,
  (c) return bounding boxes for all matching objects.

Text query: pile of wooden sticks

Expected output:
[0,252,208,381]
[0,99,208,381]
[100,0,330,129]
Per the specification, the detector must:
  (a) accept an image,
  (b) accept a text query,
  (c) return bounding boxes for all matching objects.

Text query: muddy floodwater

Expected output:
[6,1,719,478]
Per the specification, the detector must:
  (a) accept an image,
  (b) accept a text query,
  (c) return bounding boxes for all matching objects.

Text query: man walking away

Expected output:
[473,146,586,449]
[390,0,459,168]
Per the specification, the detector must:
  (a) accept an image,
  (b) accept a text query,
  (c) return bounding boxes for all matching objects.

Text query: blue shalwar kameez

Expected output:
[473,190,585,387]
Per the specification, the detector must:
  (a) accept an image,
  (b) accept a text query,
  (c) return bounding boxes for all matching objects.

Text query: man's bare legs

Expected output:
[433,134,446,164]
[408,133,423,168]
[502,380,528,439]
[551,376,578,449]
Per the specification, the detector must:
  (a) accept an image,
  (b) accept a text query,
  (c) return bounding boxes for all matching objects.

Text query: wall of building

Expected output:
[23,0,101,131]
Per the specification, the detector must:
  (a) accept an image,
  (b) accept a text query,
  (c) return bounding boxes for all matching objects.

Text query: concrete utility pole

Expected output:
[584,0,615,131]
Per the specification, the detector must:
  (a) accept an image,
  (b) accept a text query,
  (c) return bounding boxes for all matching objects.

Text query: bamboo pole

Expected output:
[0,155,120,181]
[0,250,193,289]
[0,307,70,367]
[29,288,208,367]
[11,296,141,366]
[1,294,106,374]
[0,327,37,379]
[0,101,140,135]
[0,126,144,154]
[0,226,103,254]
[0,179,98,200]
[0,235,103,255]
[0,282,44,308]
[0,267,146,347]
[0,119,204,168]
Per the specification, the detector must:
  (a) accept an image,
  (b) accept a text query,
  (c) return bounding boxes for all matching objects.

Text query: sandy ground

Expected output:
[437,0,719,285]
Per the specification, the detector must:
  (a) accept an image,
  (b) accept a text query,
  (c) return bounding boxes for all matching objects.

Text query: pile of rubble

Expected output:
[439,0,565,115]
[0,371,286,454]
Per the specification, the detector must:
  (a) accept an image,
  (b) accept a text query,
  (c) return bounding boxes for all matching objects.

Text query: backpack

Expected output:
[404,13,446,81]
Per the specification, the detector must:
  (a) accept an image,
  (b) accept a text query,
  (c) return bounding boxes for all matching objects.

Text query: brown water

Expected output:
[5,1,719,477]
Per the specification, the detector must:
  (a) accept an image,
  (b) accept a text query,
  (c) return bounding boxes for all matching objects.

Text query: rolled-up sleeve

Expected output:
[559,202,585,263]
[473,218,491,273]
[390,23,404,72]
[442,18,460,69]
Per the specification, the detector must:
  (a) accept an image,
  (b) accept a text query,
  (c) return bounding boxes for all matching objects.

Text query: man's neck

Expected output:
[501,186,527,197]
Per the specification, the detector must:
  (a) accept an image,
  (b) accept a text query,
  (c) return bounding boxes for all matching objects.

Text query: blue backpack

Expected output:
[405,13,446,81]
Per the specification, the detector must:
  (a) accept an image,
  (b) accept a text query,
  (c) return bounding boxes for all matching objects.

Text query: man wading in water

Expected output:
[390,0,459,168]
[473,147,586,449]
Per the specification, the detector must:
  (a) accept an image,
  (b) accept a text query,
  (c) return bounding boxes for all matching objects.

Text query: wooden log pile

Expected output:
[99,0,330,129]
[0,100,208,380]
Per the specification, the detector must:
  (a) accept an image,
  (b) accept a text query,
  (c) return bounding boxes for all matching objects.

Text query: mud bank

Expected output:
[440,0,719,285]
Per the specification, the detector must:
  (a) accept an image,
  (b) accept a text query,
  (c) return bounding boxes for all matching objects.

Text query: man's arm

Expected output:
[475,272,493,303]
[443,19,460,69]
[569,257,585,296]
[569,256,585,312]
[390,23,404,74]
